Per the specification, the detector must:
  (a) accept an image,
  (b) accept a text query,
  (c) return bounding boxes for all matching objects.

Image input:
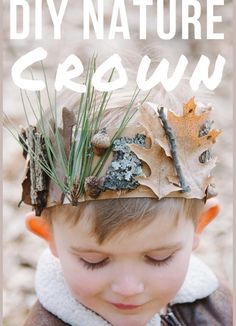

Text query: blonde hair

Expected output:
[43,197,204,244]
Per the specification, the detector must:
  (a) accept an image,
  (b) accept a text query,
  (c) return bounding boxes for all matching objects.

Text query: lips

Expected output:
[111,303,142,310]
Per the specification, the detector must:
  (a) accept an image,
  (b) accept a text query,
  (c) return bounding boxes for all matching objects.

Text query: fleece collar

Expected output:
[35,250,218,326]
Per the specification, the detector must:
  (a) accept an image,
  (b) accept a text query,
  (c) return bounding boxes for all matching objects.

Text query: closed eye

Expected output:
[79,254,175,270]
[80,258,110,270]
[145,254,174,267]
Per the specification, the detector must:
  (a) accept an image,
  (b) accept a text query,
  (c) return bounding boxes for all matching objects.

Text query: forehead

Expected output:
[52,205,194,254]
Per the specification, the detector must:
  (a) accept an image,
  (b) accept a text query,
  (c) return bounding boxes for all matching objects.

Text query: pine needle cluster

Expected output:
[4,57,149,211]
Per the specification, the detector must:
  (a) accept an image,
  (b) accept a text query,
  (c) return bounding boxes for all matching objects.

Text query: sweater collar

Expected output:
[35,250,218,326]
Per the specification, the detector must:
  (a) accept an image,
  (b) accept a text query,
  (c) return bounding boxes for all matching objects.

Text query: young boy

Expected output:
[17,73,232,325]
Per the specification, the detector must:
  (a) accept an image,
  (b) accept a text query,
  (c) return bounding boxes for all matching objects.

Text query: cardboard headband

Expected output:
[18,97,220,216]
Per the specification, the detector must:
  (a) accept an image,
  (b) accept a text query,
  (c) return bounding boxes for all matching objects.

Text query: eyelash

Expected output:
[80,255,174,270]
[80,258,109,270]
[145,254,174,267]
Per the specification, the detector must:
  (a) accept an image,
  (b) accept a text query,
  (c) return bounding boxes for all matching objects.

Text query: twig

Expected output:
[27,126,49,215]
[158,107,190,193]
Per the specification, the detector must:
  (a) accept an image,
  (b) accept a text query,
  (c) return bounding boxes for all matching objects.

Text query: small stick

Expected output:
[27,126,49,215]
[158,107,190,193]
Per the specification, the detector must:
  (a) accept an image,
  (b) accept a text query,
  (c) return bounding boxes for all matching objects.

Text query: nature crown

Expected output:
[18,97,220,217]
[17,67,220,216]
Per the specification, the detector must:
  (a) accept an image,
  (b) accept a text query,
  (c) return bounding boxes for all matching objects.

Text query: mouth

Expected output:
[111,303,142,310]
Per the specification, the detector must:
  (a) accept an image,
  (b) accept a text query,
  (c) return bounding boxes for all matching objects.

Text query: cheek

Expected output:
[150,252,191,302]
[60,256,108,300]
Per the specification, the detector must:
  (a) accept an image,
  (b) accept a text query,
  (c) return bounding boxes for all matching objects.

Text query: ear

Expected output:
[196,199,220,234]
[25,212,58,257]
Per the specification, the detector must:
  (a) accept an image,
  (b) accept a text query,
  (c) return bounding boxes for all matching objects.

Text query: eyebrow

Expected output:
[70,242,183,255]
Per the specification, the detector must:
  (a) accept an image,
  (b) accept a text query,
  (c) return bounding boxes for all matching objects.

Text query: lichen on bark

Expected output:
[103,134,146,190]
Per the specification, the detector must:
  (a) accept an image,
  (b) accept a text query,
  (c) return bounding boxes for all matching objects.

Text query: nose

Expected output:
[111,275,144,297]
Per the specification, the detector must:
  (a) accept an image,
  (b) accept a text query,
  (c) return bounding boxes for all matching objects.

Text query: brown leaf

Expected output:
[134,103,166,148]
[128,98,220,200]
[129,143,180,199]
[157,97,221,198]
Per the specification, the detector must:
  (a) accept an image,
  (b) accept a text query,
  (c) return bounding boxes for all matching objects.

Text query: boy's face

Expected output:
[50,206,198,326]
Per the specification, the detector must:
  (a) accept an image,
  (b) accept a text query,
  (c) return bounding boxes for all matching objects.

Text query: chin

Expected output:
[106,313,153,326]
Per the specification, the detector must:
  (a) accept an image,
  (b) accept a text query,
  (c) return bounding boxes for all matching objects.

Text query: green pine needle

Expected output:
[5,57,151,206]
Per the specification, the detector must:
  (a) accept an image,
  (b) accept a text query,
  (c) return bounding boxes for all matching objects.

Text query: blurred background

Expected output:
[3,1,233,325]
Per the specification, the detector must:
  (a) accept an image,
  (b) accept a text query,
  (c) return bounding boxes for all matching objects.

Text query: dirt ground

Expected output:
[3,1,233,325]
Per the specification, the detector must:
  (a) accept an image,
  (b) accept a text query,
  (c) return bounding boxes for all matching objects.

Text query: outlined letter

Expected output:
[47,0,68,39]
[10,0,30,39]
[83,0,104,39]
[182,0,201,39]
[190,55,226,91]
[109,0,130,39]
[133,0,153,39]
[55,55,86,93]
[157,0,176,40]
[207,0,224,39]
[11,47,47,90]
[35,0,42,39]
[92,54,128,91]
[137,55,188,91]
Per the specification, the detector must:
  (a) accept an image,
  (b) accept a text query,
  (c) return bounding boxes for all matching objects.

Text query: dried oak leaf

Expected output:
[128,143,180,199]
[156,97,221,198]
[128,104,179,198]
[134,103,166,146]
